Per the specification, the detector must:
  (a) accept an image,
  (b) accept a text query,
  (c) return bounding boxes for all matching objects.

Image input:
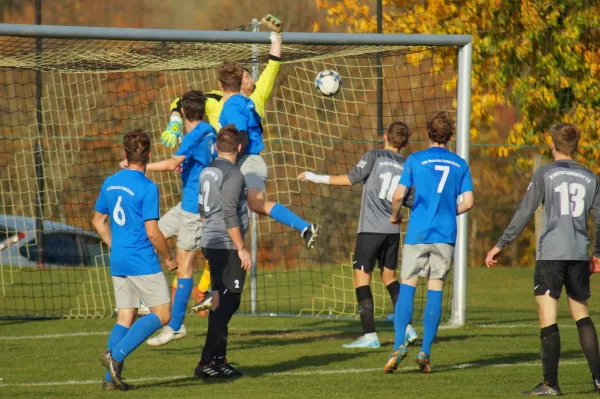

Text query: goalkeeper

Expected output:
[162,14,319,313]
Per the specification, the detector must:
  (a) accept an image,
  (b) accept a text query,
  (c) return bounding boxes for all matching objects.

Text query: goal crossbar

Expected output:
[0,22,472,47]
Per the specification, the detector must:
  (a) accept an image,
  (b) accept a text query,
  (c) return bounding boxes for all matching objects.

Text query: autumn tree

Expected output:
[314,0,599,266]
[315,0,600,167]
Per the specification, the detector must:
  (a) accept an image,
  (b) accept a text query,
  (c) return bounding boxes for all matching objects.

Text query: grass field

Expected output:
[2,267,600,398]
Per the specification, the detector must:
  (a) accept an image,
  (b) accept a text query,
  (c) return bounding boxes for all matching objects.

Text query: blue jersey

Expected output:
[94,169,162,277]
[219,94,264,155]
[399,147,473,245]
[174,122,217,214]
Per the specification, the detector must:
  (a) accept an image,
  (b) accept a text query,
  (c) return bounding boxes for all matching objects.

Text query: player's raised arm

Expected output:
[247,14,283,116]
[160,97,184,149]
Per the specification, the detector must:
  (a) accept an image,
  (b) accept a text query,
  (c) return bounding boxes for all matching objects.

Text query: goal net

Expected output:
[0,26,467,321]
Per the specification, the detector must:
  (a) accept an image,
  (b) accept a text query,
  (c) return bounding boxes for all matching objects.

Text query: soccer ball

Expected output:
[315,69,342,97]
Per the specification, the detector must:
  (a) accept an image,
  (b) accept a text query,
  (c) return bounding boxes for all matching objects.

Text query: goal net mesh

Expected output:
[0,34,458,320]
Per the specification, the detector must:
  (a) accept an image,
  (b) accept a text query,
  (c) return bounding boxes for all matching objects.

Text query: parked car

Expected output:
[0,215,109,268]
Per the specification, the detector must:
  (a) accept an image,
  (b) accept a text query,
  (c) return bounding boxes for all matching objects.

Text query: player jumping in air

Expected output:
[485,123,600,396]
[194,125,251,379]
[93,129,177,391]
[121,91,217,346]
[161,15,319,314]
[384,112,474,374]
[299,122,418,348]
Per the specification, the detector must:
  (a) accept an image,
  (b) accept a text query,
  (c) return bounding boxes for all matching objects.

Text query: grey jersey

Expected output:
[347,149,412,234]
[199,158,248,250]
[497,160,600,260]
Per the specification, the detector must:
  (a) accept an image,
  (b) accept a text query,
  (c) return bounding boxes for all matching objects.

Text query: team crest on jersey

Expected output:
[357,160,367,168]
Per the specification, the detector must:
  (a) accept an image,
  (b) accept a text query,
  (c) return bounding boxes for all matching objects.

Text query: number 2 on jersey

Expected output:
[555,182,585,217]
[201,180,211,212]
[434,165,450,193]
[378,172,401,202]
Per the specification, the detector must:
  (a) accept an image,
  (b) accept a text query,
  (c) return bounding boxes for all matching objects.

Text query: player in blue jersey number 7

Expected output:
[93,129,178,391]
[383,112,474,374]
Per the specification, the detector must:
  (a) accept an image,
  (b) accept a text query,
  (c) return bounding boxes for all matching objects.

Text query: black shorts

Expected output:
[534,260,590,300]
[202,248,247,295]
[353,233,400,272]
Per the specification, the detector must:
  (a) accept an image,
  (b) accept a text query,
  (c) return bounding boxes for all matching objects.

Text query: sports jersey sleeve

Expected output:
[142,184,160,222]
[174,131,196,157]
[219,101,248,133]
[592,177,600,256]
[250,56,281,118]
[347,150,377,185]
[221,170,245,229]
[403,186,415,209]
[193,128,217,166]
[204,91,223,131]
[496,168,545,250]
[460,166,474,194]
[94,182,109,214]
[399,155,414,188]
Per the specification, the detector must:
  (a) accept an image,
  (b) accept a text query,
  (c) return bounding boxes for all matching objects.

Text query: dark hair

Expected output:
[217,124,240,153]
[427,111,455,144]
[181,90,206,122]
[386,122,411,149]
[550,123,580,156]
[218,61,244,92]
[124,128,151,165]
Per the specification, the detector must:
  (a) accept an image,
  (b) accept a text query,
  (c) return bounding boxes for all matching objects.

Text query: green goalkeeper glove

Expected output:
[161,97,183,148]
[261,14,283,33]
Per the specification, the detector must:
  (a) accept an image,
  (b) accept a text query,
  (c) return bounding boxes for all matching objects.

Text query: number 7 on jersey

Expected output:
[435,165,450,193]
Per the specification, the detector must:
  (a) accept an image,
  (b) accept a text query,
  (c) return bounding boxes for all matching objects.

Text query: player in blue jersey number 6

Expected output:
[93,129,177,391]
[384,112,474,375]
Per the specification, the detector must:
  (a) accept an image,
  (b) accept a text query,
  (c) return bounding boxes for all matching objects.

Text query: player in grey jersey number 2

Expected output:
[299,122,416,349]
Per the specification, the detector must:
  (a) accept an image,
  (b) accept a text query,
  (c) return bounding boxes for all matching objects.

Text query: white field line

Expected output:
[0,323,574,340]
[0,324,564,341]
[0,360,588,388]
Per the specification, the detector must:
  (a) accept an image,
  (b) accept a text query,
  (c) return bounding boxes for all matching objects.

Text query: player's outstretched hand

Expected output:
[119,159,128,169]
[590,256,600,273]
[239,248,252,271]
[161,120,182,148]
[485,247,502,268]
[261,14,283,33]
[166,257,178,271]
[298,172,308,181]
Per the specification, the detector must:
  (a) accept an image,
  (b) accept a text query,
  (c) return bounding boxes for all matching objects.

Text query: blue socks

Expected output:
[105,324,129,382]
[269,203,310,233]
[112,313,162,362]
[169,277,193,331]
[421,289,443,356]
[394,284,416,349]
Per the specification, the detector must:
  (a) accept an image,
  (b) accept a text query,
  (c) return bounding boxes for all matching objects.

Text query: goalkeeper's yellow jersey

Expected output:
[204,57,281,131]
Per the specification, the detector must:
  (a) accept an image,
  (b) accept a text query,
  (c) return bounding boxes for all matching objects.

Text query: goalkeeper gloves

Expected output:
[261,13,283,34]
[161,97,183,148]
